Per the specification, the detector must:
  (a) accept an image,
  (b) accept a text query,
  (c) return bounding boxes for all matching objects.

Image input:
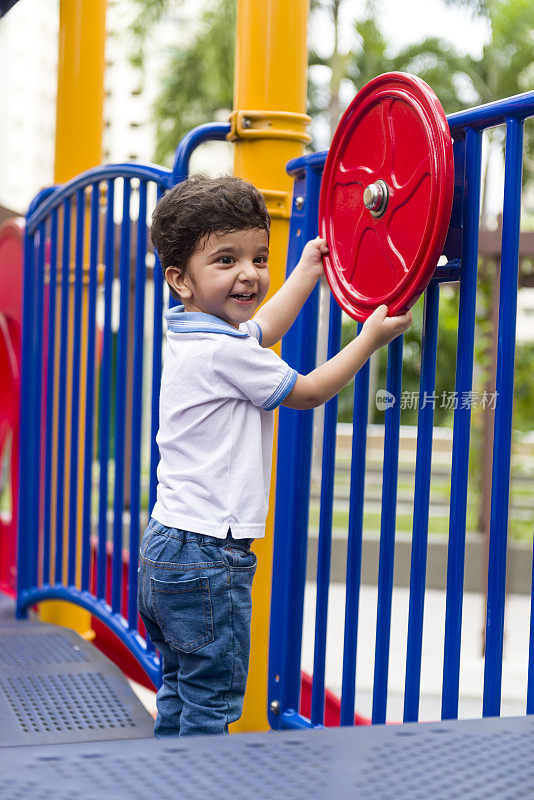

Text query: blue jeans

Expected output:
[137,518,257,737]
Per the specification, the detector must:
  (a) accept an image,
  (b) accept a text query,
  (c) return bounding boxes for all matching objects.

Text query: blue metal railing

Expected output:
[311,294,342,726]
[483,116,524,717]
[268,159,322,730]
[269,89,534,730]
[16,124,230,687]
[15,90,534,726]
[403,281,439,722]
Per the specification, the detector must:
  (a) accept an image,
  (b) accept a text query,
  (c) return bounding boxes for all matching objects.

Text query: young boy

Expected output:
[138,175,412,737]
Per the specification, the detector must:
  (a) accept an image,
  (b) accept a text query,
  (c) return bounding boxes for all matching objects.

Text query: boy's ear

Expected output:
[165,265,192,301]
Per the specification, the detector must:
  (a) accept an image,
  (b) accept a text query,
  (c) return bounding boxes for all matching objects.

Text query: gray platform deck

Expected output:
[0,601,154,747]
[1,715,533,799]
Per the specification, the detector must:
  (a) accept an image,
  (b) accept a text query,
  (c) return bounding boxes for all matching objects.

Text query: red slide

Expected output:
[0,218,23,597]
[300,672,371,726]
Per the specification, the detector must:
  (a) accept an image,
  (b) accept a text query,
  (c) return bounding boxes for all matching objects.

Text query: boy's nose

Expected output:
[239,262,258,280]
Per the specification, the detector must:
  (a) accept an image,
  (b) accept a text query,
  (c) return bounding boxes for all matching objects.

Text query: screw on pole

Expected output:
[270,700,280,715]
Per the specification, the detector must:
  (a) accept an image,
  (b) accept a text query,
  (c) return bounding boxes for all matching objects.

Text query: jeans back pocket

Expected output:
[151,576,214,653]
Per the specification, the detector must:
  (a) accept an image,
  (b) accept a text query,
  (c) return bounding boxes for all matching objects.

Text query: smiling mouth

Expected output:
[230,292,256,302]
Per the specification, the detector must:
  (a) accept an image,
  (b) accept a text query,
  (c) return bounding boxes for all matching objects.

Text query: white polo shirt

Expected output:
[151,307,298,539]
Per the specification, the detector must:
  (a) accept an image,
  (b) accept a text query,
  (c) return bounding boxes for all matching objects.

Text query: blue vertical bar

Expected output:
[274,300,318,722]
[55,198,72,585]
[97,180,115,599]
[67,190,85,586]
[276,288,319,721]
[310,296,342,726]
[128,181,147,628]
[149,184,165,515]
[268,163,321,729]
[29,223,46,588]
[31,222,46,586]
[403,283,440,722]
[340,323,369,726]
[43,209,58,586]
[81,183,100,592]
[372,333,404,724]
[528,548,534,712]
[442,127,483,720]
[112,178,131,613]
[17,229,37,614]
[145,182,165,655]
[483,118,524,717]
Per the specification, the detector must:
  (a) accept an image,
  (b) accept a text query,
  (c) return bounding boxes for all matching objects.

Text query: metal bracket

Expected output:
[261,189,292,220]
[227,110,312,145]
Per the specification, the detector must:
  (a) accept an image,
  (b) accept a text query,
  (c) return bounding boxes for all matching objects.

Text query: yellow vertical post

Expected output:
[54,0,107,183]
[40,0,106,633]
[229,0,310,732]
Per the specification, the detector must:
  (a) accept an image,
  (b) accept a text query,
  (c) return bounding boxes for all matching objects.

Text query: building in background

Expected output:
[0,0,58,213]
[0,0,231,215]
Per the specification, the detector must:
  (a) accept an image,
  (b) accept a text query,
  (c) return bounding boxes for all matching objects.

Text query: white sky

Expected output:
[372,0,490,57]
[308,0,492,147]
[311,0,491,59]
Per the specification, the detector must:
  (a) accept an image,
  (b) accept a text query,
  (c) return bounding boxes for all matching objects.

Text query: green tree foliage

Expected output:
[307,3,476,146]
[310,0,533,139]
[467,0,534,103]
[155,0,235,165]
[130,0,532,168]
[512,341,534,432]
[446,0,534,202]
[129,0,172,69]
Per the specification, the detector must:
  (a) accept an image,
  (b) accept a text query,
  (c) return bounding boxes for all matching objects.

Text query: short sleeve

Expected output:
[239,319,262,344]
[214,336,298,411]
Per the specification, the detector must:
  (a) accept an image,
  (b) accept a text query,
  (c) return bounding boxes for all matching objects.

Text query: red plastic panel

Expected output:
[0,219,23,322]
[319,72,454,321]
[0,219,23,595]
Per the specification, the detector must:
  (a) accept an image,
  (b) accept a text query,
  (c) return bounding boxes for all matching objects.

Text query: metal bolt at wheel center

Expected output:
[363,179,389,217]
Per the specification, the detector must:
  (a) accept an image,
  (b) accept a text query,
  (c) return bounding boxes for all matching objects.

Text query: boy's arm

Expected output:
[253,237,327,348]
[282,305,413,410]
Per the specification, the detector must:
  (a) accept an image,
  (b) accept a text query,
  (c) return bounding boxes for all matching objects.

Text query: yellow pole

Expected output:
[54,0,107,182]
[40,0,106,634]
[229,0,310,732]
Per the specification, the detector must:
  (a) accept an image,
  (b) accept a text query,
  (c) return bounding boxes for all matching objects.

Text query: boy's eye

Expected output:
[254,256,268,265]
[218,256,234,265]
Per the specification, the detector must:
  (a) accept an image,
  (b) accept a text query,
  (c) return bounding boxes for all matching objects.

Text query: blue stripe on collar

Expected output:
[164,305,248,337]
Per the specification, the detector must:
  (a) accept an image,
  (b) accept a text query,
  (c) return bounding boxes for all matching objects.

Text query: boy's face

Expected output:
[166,228,270,328]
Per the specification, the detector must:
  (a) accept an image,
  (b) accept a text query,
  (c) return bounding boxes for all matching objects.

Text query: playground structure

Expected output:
[269,91,534,727]
[8,81,534,727]
[1,0,311,733]
[1,0,534,784]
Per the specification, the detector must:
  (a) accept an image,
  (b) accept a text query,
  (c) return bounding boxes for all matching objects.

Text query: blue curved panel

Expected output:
[17,124,229,686]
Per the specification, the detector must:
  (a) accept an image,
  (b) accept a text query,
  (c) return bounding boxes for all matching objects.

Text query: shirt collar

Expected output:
[164,305,248,338]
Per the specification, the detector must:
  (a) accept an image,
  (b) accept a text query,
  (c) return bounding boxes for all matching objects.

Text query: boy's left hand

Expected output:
[298,236,328,282]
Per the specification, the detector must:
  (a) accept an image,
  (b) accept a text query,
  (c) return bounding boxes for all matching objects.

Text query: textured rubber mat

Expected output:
[0,592,15,621]
[0,620,154,746]
[1,715,533,799]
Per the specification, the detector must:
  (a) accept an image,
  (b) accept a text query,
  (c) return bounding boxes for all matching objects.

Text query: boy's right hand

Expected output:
[360,305,413,350]
[283,304,413,411]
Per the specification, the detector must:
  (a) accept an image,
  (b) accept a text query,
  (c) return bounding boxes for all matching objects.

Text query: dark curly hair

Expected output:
[151,175,271,293]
